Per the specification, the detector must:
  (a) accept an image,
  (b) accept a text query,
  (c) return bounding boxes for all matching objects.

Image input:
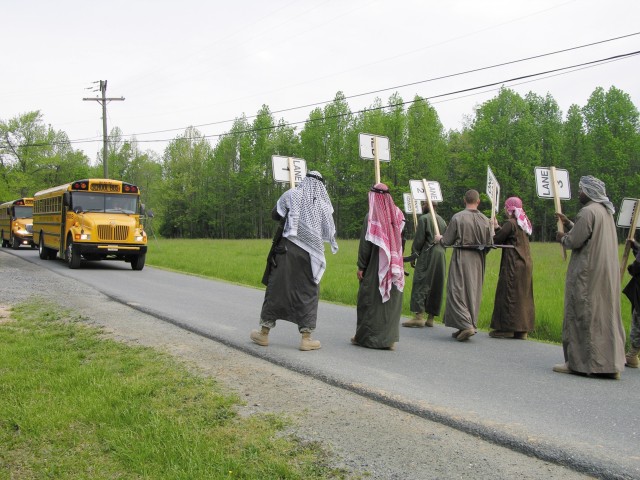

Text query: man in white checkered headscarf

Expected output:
[553,175,625,379]
[251,171,338,352]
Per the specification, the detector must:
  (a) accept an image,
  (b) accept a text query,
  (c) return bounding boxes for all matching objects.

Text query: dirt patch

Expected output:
[0,304,12,324]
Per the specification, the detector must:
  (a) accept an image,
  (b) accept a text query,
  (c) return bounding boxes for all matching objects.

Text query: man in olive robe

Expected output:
[352,183,405,350]
[403,203,447,328]
[435,189,493,342]
[553,175,625,378]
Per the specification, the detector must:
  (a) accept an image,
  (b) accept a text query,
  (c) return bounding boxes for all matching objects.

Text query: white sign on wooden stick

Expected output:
[271,156,307,184]
[403,193,423,214]
[486,166,500,213]
[358,133,390,162]
[534,167,571,199]
[409,179,443,202]
[617,198,640,228]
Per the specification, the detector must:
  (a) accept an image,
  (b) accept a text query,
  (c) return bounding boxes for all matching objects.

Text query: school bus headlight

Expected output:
[75,233,91,240]
[135,235,144,242]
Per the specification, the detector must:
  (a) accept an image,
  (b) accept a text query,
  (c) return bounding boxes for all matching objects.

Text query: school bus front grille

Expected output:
[97,225,129,241]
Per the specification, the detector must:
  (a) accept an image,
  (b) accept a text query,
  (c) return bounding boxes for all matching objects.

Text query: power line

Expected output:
[9,49,640,149]
[117,50,640,144]
[118,31,640,138]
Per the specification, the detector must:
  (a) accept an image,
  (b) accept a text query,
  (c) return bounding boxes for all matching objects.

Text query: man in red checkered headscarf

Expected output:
[351,183,405,350]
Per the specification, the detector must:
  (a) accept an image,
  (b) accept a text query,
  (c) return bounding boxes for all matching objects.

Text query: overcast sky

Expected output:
[3,0,639,162]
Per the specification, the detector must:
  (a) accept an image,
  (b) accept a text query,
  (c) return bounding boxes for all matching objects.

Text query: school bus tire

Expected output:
[11,234,20,250]
[66,236,82,269]
[131,253,146,271]
[38,234,56,260]
[1,232,8,248]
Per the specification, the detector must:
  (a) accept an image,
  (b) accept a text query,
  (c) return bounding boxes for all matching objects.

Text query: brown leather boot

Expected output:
[626,346,640,368]
[425,314,435,327]
[300,332,321,351]
[402,312,426,328]
[250,326,269,346]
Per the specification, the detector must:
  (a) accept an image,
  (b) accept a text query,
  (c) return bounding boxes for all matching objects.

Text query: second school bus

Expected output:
[0,197,35,249]
[33,179,148,270]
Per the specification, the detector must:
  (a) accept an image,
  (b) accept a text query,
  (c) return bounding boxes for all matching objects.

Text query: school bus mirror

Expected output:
[140,203,146,216]
[63,192,71,207]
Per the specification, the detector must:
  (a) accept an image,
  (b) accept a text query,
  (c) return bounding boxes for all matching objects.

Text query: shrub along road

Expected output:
[3,248,636,479]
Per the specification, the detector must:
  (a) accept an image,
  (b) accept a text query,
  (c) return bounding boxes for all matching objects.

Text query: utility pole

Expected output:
[83,80,125,178]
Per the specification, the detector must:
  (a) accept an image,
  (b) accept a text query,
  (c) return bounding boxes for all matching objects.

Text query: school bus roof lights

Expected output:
[71,181,89,191]
[122,183,138,193]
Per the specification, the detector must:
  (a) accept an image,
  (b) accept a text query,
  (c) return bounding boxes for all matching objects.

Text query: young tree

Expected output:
[582,86,640,205]
[0,110,91,199]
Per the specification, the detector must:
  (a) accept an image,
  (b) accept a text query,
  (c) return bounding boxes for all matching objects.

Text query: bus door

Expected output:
[61,192,71,253]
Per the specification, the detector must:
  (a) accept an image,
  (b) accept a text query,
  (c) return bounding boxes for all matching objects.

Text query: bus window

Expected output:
[72,193,105,213]
[14,206,33,219]
[105,194,137,214]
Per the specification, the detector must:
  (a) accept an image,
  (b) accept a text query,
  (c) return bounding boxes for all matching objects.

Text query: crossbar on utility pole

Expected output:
[83,80,124,178]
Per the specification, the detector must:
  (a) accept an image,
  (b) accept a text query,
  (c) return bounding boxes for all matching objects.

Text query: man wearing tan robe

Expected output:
[553,175,625,379]
[435,189,493,342]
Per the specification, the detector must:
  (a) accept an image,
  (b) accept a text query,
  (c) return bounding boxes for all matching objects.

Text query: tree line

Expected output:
[1,86,638,241]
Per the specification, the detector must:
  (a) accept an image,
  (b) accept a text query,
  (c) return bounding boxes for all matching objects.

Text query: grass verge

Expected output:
[0,298,344,479]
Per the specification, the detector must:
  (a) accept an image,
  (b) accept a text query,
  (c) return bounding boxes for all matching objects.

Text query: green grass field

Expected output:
[0,299,342,479]
[146,238,633,345]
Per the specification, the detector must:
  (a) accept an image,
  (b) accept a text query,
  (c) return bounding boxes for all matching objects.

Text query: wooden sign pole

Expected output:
[421,179,440,237]
[410,193,418,231]
[490,191,496,228]
[621,199,640,282]
[373,136,381,185]
[550,166,566,260]
[287,157,295,189]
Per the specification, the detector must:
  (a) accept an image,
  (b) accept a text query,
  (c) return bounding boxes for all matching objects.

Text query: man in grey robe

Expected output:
[403,202,447,328]
[553,175,625,379]
[435,190,493,342]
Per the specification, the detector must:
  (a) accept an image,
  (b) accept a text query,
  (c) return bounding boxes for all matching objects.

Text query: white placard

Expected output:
[486,166,500,213]
[271,156,307,184]
[535,167,571,199]
[358,133,390,162]
[403,193,423,214]
[617,198,640,228]
[409,179,443,202]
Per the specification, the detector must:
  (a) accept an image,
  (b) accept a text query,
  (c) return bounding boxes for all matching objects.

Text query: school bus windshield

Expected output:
[14,206,33,218]
[72,193,138,214]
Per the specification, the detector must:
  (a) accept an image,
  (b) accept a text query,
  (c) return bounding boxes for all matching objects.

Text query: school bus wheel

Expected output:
[11,234,20,250]
[65,236,82,269]
[38,234,56,260]
[131,253,146,271]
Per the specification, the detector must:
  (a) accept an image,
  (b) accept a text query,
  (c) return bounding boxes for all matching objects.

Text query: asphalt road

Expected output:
[6,247,640,479]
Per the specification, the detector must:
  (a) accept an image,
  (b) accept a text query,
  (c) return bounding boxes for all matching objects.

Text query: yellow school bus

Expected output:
[33,179,148,270]
[0,198,35,249]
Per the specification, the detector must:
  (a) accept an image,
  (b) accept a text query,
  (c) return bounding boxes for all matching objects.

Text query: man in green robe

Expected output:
[403,203,447,328]
[553,175,625,379]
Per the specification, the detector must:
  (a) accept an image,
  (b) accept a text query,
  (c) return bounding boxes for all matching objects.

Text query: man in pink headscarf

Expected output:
[351,183,405,350]
[489,196,535,339]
